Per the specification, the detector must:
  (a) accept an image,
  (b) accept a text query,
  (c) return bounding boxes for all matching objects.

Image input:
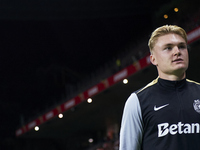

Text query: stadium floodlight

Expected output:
[87,98,92,103]
[88,138,94,143]
[174,8,179,12]
[34,126,39,131]
[58,113,63,118]
[123,79,128,84]
[164,14,168,19]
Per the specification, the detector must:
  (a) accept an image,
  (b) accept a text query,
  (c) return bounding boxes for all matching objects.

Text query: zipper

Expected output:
[175,81,182,110]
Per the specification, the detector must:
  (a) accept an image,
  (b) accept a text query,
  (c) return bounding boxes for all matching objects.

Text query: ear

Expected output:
[150,54,157,66]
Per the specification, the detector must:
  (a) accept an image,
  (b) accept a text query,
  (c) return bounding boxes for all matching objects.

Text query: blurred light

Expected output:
[58,113,63,118]
[174,8,179,12]
[123,79,128,84]
[116,59,121,66]
[88,138,94,143]
[34,126,39,131]
[87,98,92,103]
[164,14,168,19]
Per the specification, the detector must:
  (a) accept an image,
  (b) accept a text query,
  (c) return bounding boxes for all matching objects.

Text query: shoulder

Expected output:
[186,79,200,91]
[186,79,200,86]
[128,77,159,105]
[125,93,140,109]
[135,77,159,95]
[186,79,200,93]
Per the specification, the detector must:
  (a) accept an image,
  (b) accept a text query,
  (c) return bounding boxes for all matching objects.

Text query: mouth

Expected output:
[172,58,183,63]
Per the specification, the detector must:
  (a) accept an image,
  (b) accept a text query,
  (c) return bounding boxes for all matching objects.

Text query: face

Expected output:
[150,33,189,80]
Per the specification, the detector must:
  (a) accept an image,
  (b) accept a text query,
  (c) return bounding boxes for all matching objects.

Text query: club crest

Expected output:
[193,99,200,114]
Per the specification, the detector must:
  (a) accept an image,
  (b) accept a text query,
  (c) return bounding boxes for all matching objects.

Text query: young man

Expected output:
[119,25,200,150]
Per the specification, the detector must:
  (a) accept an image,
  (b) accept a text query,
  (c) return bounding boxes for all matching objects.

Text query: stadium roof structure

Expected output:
[15,26,200,141]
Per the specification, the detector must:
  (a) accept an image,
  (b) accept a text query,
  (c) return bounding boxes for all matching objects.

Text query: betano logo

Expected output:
[158,122,200,137]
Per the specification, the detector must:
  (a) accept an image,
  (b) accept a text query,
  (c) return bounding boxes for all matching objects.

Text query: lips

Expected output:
[172,58,183,63]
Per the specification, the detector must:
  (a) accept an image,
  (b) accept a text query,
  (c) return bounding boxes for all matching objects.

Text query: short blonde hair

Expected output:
[148,25,187,53]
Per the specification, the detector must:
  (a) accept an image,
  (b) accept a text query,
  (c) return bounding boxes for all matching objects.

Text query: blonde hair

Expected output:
[148,25,187,53]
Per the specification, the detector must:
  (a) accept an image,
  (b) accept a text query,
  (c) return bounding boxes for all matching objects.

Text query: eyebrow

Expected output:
[163,42,187,47]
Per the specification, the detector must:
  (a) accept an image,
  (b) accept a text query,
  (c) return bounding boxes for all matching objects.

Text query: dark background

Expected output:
[1,0,200,149]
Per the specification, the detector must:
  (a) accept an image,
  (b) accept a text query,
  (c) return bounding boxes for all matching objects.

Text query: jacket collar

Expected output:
[158,77,186,90]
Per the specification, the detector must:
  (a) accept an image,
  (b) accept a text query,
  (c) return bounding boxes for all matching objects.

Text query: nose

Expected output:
[173,46,181,56]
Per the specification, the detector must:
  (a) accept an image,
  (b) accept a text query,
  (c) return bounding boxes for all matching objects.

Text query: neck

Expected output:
[158,72,186,81]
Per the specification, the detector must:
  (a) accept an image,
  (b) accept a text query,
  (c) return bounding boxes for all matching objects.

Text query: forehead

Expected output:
[155,33,186,48]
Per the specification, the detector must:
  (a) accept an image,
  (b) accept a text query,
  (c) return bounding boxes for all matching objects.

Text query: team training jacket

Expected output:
[120,77,200,150]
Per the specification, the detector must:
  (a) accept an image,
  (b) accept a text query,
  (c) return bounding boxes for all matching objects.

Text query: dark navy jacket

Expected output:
[120,77,200,150]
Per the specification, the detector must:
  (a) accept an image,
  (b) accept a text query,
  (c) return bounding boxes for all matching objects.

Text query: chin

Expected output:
[174,64,188,71]
[173,68,187,76]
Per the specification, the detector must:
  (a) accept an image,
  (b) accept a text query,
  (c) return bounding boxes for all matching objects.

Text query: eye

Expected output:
[178,45,187,49]
[164,46,172,50]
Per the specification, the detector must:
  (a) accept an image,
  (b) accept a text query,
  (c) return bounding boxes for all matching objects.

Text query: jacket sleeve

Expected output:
[119,93,143,150]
